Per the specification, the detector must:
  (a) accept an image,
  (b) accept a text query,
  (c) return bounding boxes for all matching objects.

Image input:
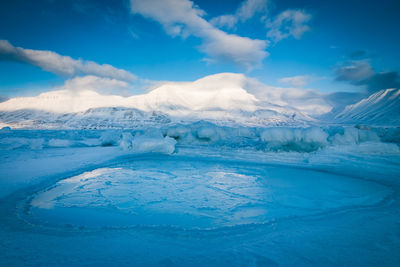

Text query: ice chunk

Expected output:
[119,132,135,151]
[303,127,329,144]
[46,138,100,148]
[358,129,380,142]
[0,137,44,150]
[195,125,219,142]
[132,129,176,154]
[260,127,328,152]
[80,138,101,147]
[331,127,359,145]
[99,130,121,146]
[166,123,226,145]
[165,124,193,142]
[47,139,73,148]
[29,138,44,150]
[331,127,380,145]
[326,142,400,154]
[0,126,12,133]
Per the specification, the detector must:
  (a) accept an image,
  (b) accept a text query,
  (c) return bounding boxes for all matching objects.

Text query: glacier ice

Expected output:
[0,124,398,154]
[0,137,44,150]
[47,139,74,148]
[131,129,176,154]
[28,158,390,229]
[119,132,135,151]
[99,130,122,146]
[330,127,380,145]
[0,126,11,133]
[260,127,328,152]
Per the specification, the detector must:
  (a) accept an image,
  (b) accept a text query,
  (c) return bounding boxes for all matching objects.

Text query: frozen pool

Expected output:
[27,157,390,229]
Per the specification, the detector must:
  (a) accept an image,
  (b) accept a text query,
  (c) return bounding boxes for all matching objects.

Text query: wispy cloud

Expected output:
[130,0,268,69]
[266,10,311,43]
[210,0,311,44]
[0,40,136,81]
[210,0,269,29]
[279,75,311,87]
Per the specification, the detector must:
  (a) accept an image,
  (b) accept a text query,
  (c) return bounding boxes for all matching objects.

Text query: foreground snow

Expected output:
[0,127,399,265]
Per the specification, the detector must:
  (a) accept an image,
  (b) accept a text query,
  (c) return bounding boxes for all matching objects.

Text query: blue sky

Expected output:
[0,0,399,97]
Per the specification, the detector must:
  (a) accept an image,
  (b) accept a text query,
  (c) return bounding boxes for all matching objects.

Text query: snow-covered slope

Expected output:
[0,73,314,128]
[335,88,400,125]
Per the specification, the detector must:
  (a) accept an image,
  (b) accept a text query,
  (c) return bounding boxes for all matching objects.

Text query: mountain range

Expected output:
[0,73,398,129]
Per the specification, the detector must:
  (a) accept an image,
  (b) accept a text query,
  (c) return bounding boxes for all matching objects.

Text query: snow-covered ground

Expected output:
[1,126,400,265]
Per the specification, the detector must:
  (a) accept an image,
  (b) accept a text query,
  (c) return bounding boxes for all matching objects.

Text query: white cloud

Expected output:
[211,0,269,29]
[279,75,311,87]
[199,30,268,68]
[237,0,269,22]
[211,2,311,45]
[130,0,268,69]
[210,15,237,29]
[266,10,311,42]
[0,40,136,81]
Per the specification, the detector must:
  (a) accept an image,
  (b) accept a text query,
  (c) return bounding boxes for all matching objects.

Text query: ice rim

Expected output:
[12,153,394,233]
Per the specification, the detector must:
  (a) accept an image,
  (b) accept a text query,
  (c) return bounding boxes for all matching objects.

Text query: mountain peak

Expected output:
[335,88,400,125]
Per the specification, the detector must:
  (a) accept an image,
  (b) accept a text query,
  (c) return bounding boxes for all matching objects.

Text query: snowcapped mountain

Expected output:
[335,88,400,125]
[2,72,398,129]
[0,73,315,129]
